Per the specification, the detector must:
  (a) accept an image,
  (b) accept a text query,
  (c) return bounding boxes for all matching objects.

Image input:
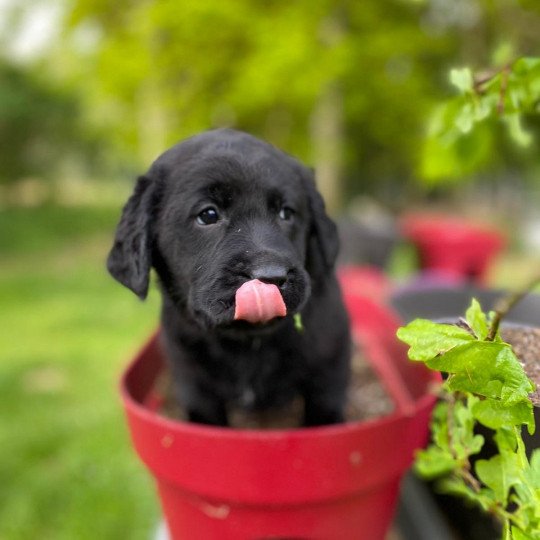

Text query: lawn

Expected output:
[0,205,161,540]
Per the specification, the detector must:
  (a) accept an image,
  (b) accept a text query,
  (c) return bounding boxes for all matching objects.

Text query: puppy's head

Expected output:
[107,129,338,332]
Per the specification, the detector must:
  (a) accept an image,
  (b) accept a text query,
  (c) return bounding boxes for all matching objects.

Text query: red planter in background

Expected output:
[120,296,439,540]
[401,214,506,285]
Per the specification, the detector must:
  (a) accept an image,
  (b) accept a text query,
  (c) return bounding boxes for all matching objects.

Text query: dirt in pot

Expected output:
[501,326,540,406]
[156,344,395,429]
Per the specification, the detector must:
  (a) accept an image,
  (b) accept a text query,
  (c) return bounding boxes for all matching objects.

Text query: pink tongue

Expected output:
[234,279,287,323]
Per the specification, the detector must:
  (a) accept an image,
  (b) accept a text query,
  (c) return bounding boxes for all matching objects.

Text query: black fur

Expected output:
[108,129,350,427]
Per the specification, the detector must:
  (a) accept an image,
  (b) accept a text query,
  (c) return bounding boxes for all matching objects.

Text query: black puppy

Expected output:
[108,129,350,427]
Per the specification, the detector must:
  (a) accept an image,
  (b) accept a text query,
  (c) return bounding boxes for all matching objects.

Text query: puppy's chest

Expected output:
[213,339,302,409]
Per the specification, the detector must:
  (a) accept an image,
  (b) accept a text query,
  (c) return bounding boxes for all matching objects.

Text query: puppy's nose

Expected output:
[251,265,289,287]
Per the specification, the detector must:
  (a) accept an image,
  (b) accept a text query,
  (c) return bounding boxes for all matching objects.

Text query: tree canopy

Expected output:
[4,0,540,205]
[0,61,81,185]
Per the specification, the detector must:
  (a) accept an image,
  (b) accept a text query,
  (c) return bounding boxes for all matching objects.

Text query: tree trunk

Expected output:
[137,77,168,166]
[310,83,345,214]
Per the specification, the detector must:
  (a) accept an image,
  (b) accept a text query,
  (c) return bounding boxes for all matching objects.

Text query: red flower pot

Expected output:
[401,214,505,285]
[120,296,439,540]
[337,265,392,304]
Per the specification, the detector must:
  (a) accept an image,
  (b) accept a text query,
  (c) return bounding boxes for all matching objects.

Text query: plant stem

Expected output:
[487,273,540,341]
[473,61,514,95]
[497,64,511,115]
[460,467,482,493]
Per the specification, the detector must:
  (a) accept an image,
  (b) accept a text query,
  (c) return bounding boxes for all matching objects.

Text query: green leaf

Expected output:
[415,446,458,479]
[419,112,494,184]
[505,114,533,147]
[438,478,496,512]
[497,347,537,403]
[428,340,501,374]
[425,397,484,468]
[465,298,489,340]
[455,102,474,133]
[450,67,474,93]
[527,449,540,488]
[473,399,534,434]
[293,313,304,332]
[514,57,540,73]
[452,402,485,459]
[476,453,522,504]
[473,97,491,122]
[397,320,474,362]
[494,427,519,453]
[419,133,460,181]
[511,526,538,540]
[433,342,534,403]
[430,401,450,449]
[492,42,515,66]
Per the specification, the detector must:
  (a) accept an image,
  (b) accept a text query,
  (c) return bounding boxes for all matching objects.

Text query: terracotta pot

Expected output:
[120,295,439,540]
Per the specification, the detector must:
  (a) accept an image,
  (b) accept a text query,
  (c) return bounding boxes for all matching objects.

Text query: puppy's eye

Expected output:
[196,207,220,225]
[278,206,294,221]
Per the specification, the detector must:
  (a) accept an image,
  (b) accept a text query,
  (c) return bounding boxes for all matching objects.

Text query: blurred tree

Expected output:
[0,61,81,185]
[421,57,540,184]
[413,0,540,189]
[63,0,540,208]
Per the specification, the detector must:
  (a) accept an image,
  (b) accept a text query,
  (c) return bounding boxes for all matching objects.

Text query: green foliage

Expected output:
[1,0,539,198]
[397,299,540,539]
[0,62,82,184]
[63,0,455,191]
[62,0,540,195]
[421,57,540,184]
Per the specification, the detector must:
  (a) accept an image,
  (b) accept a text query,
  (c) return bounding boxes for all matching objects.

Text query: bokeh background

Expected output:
[2,1,540,538]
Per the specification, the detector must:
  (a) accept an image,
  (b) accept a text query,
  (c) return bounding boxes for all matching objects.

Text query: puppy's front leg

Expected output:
[178,380,228,426]
[301,365,348,427]
[186,393,228,427]
[166,350,229,426]
[303,391,345,427]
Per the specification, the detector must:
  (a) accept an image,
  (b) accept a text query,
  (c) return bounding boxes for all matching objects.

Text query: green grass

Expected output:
[0,205,161,539]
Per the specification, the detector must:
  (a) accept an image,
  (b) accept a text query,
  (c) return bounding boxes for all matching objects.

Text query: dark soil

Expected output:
[501,326,540,407]
[157,344,395,429]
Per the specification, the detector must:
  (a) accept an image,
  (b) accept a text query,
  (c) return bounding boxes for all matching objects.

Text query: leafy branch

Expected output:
[488,272,540,342]
[397,281,540,539]
[420,56,540,183]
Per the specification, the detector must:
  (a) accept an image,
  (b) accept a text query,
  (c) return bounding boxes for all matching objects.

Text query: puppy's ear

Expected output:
[107,175,157,299]
[301,167,339,283]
